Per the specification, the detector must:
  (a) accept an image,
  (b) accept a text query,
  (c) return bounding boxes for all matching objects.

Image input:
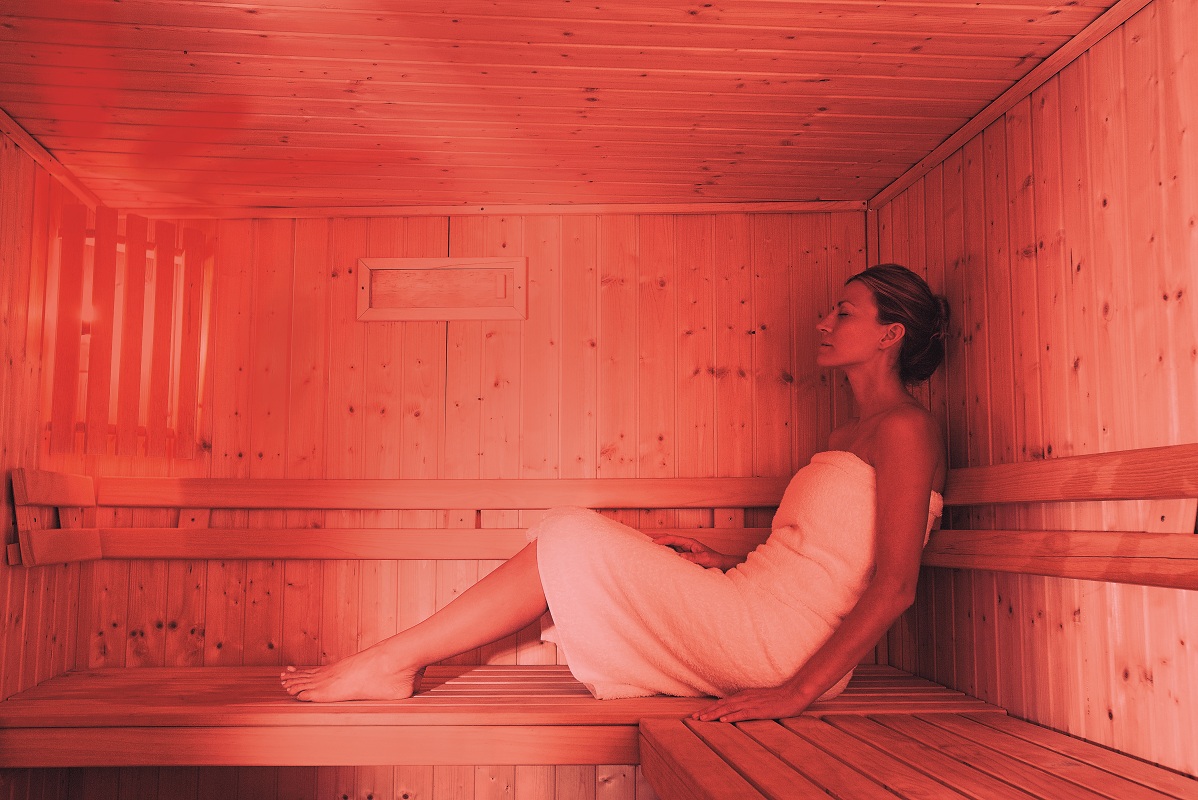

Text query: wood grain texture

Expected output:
[871,0,1198,775]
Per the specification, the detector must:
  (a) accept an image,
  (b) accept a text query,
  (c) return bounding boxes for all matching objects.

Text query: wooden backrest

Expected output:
[943,443,1198,505]
[10,469,783,567]
[929,442,1198,590]
[11,443,1198,590]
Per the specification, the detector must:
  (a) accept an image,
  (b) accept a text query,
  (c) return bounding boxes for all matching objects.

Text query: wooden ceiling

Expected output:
[0,0,1125,215]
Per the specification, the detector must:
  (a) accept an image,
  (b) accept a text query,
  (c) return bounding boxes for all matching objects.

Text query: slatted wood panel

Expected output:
[0,1,1125,213]
[643,712,1198,799]
[15,208,856,798]
[872,0,1198,776]
[0,665,995,765]
[0,132,74,795]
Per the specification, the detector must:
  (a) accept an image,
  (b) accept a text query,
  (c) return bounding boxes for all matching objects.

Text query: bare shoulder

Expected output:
[871,404,946,487]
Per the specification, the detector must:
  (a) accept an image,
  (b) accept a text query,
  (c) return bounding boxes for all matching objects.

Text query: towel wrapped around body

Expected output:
[527,450,943,700]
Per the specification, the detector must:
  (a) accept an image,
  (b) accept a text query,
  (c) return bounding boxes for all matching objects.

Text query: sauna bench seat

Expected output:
[0,664,1001,769]
[641,711,1198,799]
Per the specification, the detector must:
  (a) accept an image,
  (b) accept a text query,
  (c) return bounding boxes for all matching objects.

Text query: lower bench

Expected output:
[642,709,1198,799]
[0,664,996,768]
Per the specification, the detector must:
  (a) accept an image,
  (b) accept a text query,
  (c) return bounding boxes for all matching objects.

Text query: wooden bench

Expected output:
[3,444,1197,794]
[639,442,1198,799]
[4,474,786,767]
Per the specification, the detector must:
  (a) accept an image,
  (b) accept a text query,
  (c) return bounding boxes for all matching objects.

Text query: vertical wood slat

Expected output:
[479,215,523,666]
[84,206,118,455]
[116,214,149,455]
[49,203,87,454]
[174,228,208,460]
[282,217,332,670]
[517,214,560,666]
[146,221,177,457]
[713,214,753,478]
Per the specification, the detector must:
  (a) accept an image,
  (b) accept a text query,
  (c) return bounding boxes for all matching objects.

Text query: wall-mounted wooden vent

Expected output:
[357,257,528,321]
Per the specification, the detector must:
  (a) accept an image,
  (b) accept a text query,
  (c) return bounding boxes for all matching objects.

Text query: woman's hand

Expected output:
[691,685,812,723]
[653,535,739,571]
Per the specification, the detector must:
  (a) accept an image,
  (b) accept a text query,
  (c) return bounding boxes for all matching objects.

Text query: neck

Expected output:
[844,363,912,419]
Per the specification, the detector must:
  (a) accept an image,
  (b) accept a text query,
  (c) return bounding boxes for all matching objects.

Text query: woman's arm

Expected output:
[693,409,942,722]
[653,534,743,571]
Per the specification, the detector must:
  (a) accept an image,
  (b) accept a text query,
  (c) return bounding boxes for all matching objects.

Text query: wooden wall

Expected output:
[874,0,1198,776]
[18,208,865,798]
[0,133,80,799]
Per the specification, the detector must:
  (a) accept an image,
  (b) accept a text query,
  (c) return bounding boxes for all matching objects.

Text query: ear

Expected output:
[878,322,905,351]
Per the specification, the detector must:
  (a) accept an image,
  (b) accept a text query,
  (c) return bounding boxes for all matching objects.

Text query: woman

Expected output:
[282,263,950,723]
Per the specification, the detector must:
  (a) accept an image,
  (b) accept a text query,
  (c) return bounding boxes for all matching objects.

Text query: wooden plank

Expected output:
[17,528,102,566]
[639,719,765,800]
[675,214,717,485]
[918,713,1179,800]
[515,214,561,666]
[281,217,331,669]
[827,715,1041,799]
[736,719,897,799]
[322,215,370,672]
[875,714,1110,799]
[244,218,294,668]
[750,214,794,478]
[84,205,118,455]
[145,220,177,457]
[94,476,790,509]
[781,716,957,799]
[0,105,101,207]
[963,712,1198,798]
[923,529,1198,589]
[0,725,639,768]
[477,214,523,666]
[127,200,866,222]
[944,444,1198,505]
[871,0,1156,207]
[712,214,754,477]
[115,213,148,455]
[48,203,87,454]
[560,214,599,483]
[173,227,207,459]
[597,214,639,478]
[10,468,95,508]
[637,213,676,533]
[683,719,827,798]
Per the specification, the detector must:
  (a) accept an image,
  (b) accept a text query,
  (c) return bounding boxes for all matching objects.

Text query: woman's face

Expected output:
[815,280,896,369]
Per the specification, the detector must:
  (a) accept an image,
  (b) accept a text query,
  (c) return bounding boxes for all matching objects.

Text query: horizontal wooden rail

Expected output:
[96,476,790,510]
[924,529,1198,590]
[943,442,1198,505]
[16,527,773,565]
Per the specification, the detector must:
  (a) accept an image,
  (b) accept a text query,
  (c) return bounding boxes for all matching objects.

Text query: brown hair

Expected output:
[848,263,950,384]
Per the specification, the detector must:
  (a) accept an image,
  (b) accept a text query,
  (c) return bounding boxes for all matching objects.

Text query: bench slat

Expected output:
[0,725,637,768]
[95,476,790,510]
[781,716,966,798]
[923,529,1198,590]
[944,443,1198,505]
[640,719,767,800]
[826,715,1042,799]
[919,714,1180,800]
[735,720,900,799]
[962,713,1198,798]
[874,714,1110,799]
[683,719,829,798]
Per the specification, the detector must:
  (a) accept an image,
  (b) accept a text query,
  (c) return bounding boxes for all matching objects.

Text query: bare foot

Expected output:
[280,648,425,702]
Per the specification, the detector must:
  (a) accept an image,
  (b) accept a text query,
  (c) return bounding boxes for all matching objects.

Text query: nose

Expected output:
[816,310,834,334]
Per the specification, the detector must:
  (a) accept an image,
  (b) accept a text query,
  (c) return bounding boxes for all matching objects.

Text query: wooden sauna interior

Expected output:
[0,0,1195,797]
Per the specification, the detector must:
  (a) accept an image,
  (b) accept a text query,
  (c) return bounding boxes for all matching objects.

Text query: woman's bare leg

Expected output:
[281,541,547,702]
